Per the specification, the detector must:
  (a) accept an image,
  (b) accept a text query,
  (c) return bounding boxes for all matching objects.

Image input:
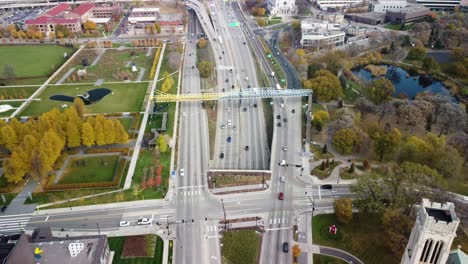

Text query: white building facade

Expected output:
[316,0,364,10]
[416,0,461,10]
[268,0,297,17]
[401,199,460,264]
[128,7,160,23]
[300,20,345,50]
[369,0,407,12]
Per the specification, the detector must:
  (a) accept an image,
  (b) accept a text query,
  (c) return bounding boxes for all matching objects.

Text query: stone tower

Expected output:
[401,198,459,264]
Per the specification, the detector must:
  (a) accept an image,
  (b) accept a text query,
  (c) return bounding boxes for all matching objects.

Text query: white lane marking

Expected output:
[265,227,292,231]
[206,235,218,238]
[214,226,217,232]
[274,218,277,224]
[45,216,49,222]
[269,219,272,224]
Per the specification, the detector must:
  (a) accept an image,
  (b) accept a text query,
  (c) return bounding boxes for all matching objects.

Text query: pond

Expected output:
[50,88,112,105]
[352,65,456,101]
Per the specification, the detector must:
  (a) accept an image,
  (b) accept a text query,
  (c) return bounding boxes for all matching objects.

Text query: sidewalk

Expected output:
[4,180,38,215]
[210,184,269,194]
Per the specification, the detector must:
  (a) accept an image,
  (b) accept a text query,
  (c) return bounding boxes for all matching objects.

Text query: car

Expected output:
[225,79,229,82]
[233,126,237,130]
[247,85,251,88]
[180,168,185,177]
[192,66,195,69]
[280,103,285,108]
[227,136,232,143]
[291,109,296,113]
[227,120,232,126]
[227,107,231,112]
[280,176,285,183]
[279,160,286,166]
[283,118,288,122]
[321,184,333,190]
[253,103,257,108]
[219,153,224,159]
[282,147,288,151]
[245,146,249,151]
[137,217,151,225]
[278,192,284,200]
[277,122,282,127]
[231,85,235,89]
[119,221,130,227]
[243,107,247,112]
[221,124,225,129]
[276,115,281,119]
[219,56,222,60]
[222,51,225,54]
[182,112,186,116]
[243,41,246,45]
[282,242,289,252]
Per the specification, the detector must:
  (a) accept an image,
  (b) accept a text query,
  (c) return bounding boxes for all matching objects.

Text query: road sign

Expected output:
[281,79,286,83]
[229,22,240,27]
[267,53,272,58]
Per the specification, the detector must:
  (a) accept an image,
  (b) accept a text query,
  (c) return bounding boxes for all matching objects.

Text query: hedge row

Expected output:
[44,159,127,191]
[85,148,129,155]
[131,113,141,130]
[149,46,162,79]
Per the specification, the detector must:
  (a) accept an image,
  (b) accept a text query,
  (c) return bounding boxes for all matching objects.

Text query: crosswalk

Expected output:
[267,210,292,227]
[0,214,32,234]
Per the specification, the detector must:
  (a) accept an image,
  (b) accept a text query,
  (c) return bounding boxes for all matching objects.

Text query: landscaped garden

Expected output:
[58,155,120,184]
[221,230,260,264]
[108,235,164,264]
[311,160,341,179]
[20,82,148,116]
[0,45,75,84]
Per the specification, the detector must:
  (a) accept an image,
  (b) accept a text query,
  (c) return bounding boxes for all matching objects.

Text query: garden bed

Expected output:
[122,235,157,258]
[221,230,261,264]
[311,161,342,179]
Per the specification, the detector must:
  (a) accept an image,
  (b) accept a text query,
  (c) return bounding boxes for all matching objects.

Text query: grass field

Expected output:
[0,192,17,206]
[58,155,120,184]
[313,255,347,264]
[108,236,164,264]
[0,45,75,78]
[20,82,148,116]
[221,230,260,264]
[0,101,24,118]
[313,214,396,264]
[117,117,134,132]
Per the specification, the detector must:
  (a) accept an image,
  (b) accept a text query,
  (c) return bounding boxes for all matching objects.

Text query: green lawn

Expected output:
[0,45,75,78]
[58,155,120,184]
[311,161,342,179]
[313,255,347,264]
[0,101,24,118]
[20,82,148,116]
[310,144,334,160]
[0,86,40,99]
[108,236,164,264]
[313,214,396,264]
[221,230,260,264]
[117,117,134,132]
[0,192,17,206]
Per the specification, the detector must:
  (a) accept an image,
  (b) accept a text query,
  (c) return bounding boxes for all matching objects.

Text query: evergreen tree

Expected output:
[349,163,355,173]
[81,122,95,147]
[322,144,328,154]
[425,113,433,132]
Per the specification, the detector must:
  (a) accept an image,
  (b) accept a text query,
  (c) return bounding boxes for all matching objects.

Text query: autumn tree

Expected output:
[332,128,361,154]
[422,56,440,72]
[84,20,97,31]
[157,135,168,153]
[406,46,426,61]
[154,23,161,34]
[291,20,301,31]
[364,78,395,105]
[56,31,64,39]
[368,125,402,161]
[257,18,267,27]
[1,125,17,152]
[197,38,207,48]
[73,98,86,118]
[113,120,129,143]
[197,61,213,78]
[94,120,105,145]
[382,209,413,257]
[161,71,174,93]
[334,198,353,224]
[292,244,301,258]
[81,122,94,147]
[257,7,266,16]
[304,70,343,101]
[3,152,27,183]
[103,119,116,144]
[55,24,70,37]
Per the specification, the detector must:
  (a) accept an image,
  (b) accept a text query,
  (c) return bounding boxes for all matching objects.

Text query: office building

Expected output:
[386,4,430,23]
[300,20,345,50]
[369,0,407,12]
[416,0,461,10]
[316,0,364,10]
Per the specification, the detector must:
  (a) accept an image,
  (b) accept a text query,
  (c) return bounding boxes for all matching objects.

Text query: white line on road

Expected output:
[45,216,49,222]
[265,227,292,231]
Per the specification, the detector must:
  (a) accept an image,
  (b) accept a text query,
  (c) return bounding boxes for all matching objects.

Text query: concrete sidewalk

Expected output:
[210,184,269,194]
[4,180,38,215]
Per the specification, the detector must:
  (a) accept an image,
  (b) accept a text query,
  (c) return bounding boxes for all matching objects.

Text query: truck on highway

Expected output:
[271,71,275,77]
[219,36,223,45]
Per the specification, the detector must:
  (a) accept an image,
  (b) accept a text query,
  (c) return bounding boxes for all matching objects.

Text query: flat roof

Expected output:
[88,17,110,23]
[425,208,453,222]
[132,7,160,12]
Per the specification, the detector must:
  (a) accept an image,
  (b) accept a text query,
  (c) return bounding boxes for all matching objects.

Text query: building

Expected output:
[314,11,345,23]
[369,0,407,12]
[300,20,345,50]
[401,198,460,264]
[3,227,112,264]
[344,12,386,24]
[416,0,461,10]
[386,4,430,23]
[345,24,367,36]
[128,7,160,23]
[447,246,468,264]
[268,0,297,17]
[25,3,95,34]
[316,0,364,10]
[159,21,184,33]
[92,5,121,18]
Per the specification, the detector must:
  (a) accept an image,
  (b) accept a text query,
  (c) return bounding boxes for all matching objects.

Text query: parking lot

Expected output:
[0,7,47,28]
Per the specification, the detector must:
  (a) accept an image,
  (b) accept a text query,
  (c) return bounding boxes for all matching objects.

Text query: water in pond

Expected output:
[50,88,112,105]
[352,65,456,101]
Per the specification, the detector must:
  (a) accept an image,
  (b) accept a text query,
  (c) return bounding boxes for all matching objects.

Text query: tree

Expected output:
[197,61,213,78]
[322,144,328,154]
[313,110,329,126]
[296,49,305,57]
[257,7,266,16]
[304,70,343,101]
[406,46,426,61]
[56,31,64,39]
[73,98,86,118]
[307,63,321,79]
[450,47,465,61]
[66,121,81,148]
[292,20,301,30]
[257,18,267,27]
[382,209,413,257]
[161,71,174,93]
[113,120,128,143]
[1,125,17,152]
[154,23,161,34]
[449,62,467,78]
[320,51,345,75]
[197,38,207,49]
[349,163,355,173]
[422,56,439,72]
[157,136,168,153]
[81,122,94,147]
[363,160,371,170]
[3,64,16,79]
[3,152,27,183]
[94,121,105,145]
[334,198,353,224]
[364,78,395,105]
[332,128,361,154]
[368,126,402,161]
[425,113,433,132]
[292,244,301,258]
[55,24,70,37]
[103,119,115,144]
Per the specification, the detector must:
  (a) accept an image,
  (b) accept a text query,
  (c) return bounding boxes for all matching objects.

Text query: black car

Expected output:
[276,115,281,119]
[245,146,249,151]
[243,41,246,45]
[283,118,288,122]
[219,153,224,159]
[231,85,235,89]
[243,108,247,112]
[291,109,296,113]
[321,184,333,190]
[219,56,222,60]
[225,79,229,82]
[282,242,289,253]
[277,122,282,127]
[253,103,257,108]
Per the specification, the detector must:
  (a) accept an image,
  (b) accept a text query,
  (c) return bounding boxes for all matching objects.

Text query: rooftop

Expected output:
[26,16,80,24]
[387,3,430,12]
[44,3,70,17]
[71,3,95,16]
[425,208,453,222]
[132,7,160,12]
[0,234,21,263]
[447,247,468,264]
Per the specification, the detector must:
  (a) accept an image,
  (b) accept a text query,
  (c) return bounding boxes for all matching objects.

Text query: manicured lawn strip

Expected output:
[213,175,266,188]
[0,193,17,206]
[311,161,342,179]
[26,188,117,205]
[117,117,134,132]
[0,86,40,99]
[58,155,120,184]
[339,168,359,180]
[310,144,334,160]
[313,254,347,264]
[221,230,260,264]
[108,236,164,264]
[20,82,147,116]
[0,101,24,118]
[312,214,395,264]
[0,45,75,78]
[1,77,48,86]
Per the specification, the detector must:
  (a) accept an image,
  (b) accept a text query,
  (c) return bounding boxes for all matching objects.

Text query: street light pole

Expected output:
[96,223,100,235]
[68,200,72,211]
[221,198,227,230]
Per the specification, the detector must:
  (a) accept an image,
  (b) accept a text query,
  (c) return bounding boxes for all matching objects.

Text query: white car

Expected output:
[182,112,186,116]
[227,107,231,112]
[282,147,288,151]
[280,103,285,108]
[137,217,151,225]
[227,120,232,126]
[280,176,285,183]
[119,221,130,227]
[180,168,185,177]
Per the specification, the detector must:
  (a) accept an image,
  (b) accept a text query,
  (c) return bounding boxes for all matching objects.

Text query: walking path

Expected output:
[55,67,75,85]
[136,68,146,82]
[4,180,38,215]
[146,47,153,57]
[91,49,106,66]
[210,184,268,194]
[94,78,104,86]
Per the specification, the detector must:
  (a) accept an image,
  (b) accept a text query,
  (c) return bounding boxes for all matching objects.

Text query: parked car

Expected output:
[245,146,249,151]
[119,221,130,227]
[280,176,285,183]
[219,153,224,159]
[180,168,185,177]
[282,242,289,252]
[137,217,151,225]
[278,192,284,200]
[321,184,333,190]
[227,136,232,143]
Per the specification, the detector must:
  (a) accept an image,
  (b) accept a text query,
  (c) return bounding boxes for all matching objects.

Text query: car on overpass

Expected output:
[137,218,151,225]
